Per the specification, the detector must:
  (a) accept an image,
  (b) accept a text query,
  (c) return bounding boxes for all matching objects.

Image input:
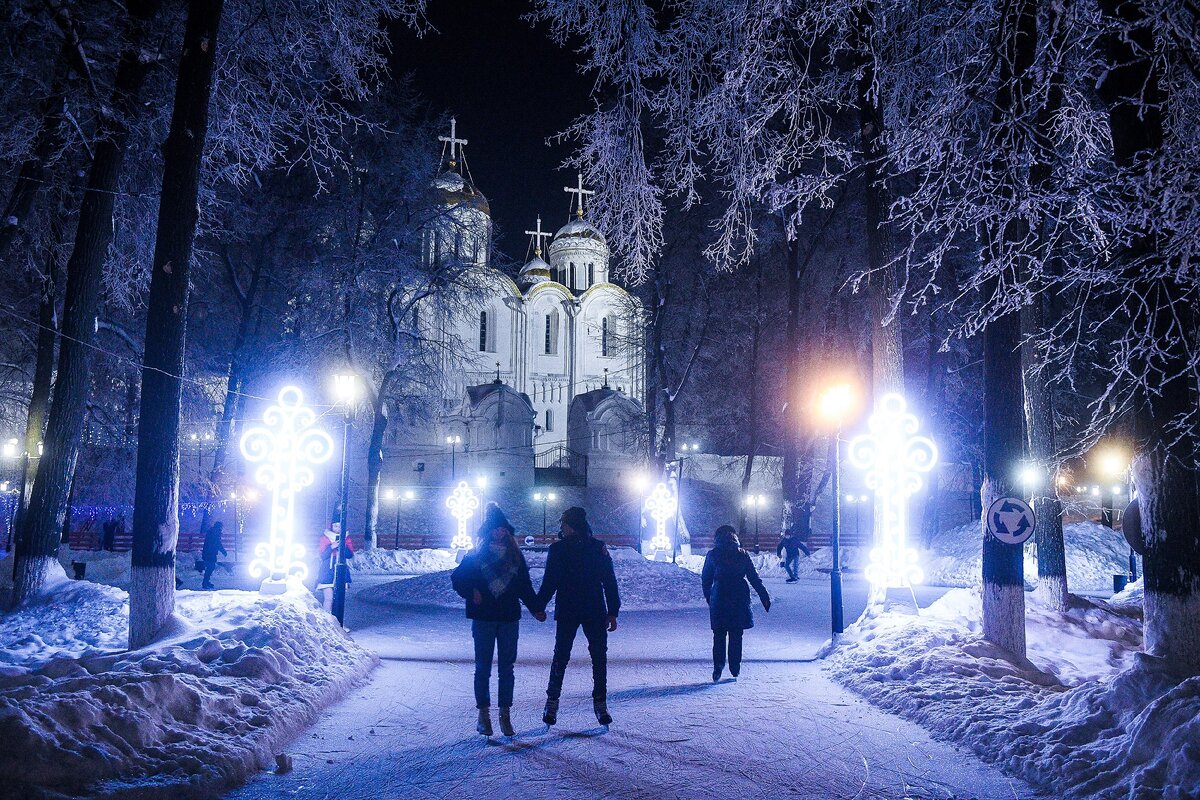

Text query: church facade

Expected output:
[385,122,645,489]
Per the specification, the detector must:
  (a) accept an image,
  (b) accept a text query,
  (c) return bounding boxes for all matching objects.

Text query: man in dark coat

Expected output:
[536,506,620,726]
[201,521,227,590]
[704,525,771,682]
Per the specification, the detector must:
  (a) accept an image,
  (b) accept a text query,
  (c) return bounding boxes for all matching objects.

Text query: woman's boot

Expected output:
[476,707,493,736]
[498,707,515,737]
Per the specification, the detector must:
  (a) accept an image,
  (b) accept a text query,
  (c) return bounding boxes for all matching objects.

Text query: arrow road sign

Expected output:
[986,496,1037,545]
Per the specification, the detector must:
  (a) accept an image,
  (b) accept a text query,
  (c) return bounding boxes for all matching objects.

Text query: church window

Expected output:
[601,316,610,356]
[569,262,576,290]
[545,409,554,432]
[478,310,489,352]
[544,310,559,355]
[588,262,595,286]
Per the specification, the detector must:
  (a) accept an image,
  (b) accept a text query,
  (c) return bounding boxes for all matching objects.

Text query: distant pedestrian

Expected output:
[536,506,620,727]
[703,525,771,682]
[101,518,117,552]
[316,522,354,612]
[201,521,227,590]
[451,503,546,738]
[776,527,810,583]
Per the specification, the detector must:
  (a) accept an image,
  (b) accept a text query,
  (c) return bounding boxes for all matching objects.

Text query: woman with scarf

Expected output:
[702,525,771,682]
[451,503,546,737]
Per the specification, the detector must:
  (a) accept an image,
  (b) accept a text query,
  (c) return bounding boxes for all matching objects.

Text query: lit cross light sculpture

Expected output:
[848,393,938,590]
[446,481,480,551]
[240,387,334,594]
[644,482,677,555]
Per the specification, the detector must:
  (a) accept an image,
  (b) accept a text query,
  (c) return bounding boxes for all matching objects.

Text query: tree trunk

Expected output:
[21,246,61,512]
[130,0,223,649]
[11,0,163,606]
[363,391,389,550]
[920,305,947,548]
[780,233,804,536]
[1099,0,1200,675]
[738,254,765,538]
[981,0,1039,659]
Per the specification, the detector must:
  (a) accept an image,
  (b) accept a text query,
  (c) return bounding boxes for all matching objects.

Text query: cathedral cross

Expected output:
[525,216,552,256]
[439,117,468,167]
[564,172,595,218]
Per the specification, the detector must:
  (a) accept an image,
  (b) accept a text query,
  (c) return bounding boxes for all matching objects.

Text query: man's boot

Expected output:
[476,707,493,736]
[542,697,559,726]
[499,707,515,737]
[594,699,612,726]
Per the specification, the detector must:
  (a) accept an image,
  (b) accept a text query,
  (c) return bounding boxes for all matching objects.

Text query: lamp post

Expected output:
[845,494,868,541]
[742,493,766,551]
[816,382,856,636]
[446,435,462,479]
[533,491,557,541]
[1095,447,1135,580]
[331,373,359,625]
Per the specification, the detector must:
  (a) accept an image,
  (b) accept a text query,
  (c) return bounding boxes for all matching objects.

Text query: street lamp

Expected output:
[533,491,558,541]
[446,435,462,479]
[1094,446,1135,579]
[816,381,857,636]
[331,372,360,625]
[742,493,767,551]
[844,493,869,541]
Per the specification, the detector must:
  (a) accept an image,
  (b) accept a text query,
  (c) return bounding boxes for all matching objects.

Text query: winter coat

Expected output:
[451,549,539,622]
[536,534,621,623]
[776,534,803,558]
[702,544,770,632]
[316,533,355,587]
[202,528,227,563]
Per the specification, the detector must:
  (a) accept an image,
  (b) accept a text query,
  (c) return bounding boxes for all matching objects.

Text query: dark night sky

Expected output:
[391,1,592,263]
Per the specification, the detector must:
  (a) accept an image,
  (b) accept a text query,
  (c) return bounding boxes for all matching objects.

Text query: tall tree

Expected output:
[12,0,163,605]
[130,0,224,648]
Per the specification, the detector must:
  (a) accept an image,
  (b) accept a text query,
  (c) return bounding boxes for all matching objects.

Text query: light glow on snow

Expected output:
[644,482,677,555]
[446,481,479,550]
[240,386,335,591]
[848,393,937,589]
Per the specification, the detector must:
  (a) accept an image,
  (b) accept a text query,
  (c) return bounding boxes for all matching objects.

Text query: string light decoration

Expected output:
[848,393,938,589]
[644,482,677,555]
[446,481,480,551]
[240,386,335,593]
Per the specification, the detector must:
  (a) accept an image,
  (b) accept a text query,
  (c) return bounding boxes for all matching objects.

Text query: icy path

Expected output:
[227,576,1039,800]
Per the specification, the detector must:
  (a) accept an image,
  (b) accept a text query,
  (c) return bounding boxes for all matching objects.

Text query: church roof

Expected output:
[430,170,490,216]
[518,255,553,286]
[465,379,532,410]
[551,217,606,246]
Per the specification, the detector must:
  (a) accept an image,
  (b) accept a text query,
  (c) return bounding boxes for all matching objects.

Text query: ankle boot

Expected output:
[542,697,559,726]
[498,707,515,737]
[476,707,493,736]
[594,699,612,726]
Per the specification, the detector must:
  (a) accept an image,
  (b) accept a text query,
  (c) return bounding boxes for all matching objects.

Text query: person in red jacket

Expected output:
[316,522,354,612]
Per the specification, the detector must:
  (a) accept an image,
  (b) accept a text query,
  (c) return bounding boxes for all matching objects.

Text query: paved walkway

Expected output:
[227,577,1039,800]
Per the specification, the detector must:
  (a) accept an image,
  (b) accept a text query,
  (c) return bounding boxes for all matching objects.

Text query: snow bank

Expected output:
[0,581,376,798]
[1105,578,1144,616]
[922,521,1130,593]
[359,545,706,611]
[350,547,459,575]
[830,588,1198,800]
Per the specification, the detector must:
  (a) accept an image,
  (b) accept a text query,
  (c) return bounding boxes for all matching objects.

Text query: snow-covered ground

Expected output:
[349,546,459,575]
[830,587,1198,800]
[0,560,376,798]
[359,546,706,611]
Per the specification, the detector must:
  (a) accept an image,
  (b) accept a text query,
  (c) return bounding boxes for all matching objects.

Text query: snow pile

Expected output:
[677,547,870,581]
[0,580,376,797]
[921,521,1130,593]
[359,545,706,611]
[1105,578,1144,615]
[830,588,1199,799]
[350,547,459,575]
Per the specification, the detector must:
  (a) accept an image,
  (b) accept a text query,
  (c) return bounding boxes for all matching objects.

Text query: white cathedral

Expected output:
[386,121,645,489]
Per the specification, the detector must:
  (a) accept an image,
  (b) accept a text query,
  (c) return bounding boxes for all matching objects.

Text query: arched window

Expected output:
[569,262,576,289]
[545,409,554,432]
[601,316,610,356]
[544,309,559,355]
[588,262,595,286]
[478,310,489,352]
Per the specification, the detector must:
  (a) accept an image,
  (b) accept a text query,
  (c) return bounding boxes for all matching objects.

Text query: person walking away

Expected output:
[703,525,771,682]
[316,522,354,612]
[101,518,117,552]
[452,503,546,737]
[536,506,620,726]
[201,521,227,590]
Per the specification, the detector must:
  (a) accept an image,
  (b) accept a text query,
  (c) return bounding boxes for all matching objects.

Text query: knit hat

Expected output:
[478,502,514,537]
[714,524,740,549]
[560,506,592,537]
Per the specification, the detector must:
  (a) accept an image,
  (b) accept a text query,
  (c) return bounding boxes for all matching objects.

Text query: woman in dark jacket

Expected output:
[451,504,546,737]
[702,525,771,682]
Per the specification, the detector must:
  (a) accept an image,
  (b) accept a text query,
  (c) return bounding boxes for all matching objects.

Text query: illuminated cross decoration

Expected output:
[525,216,552,257]
[848,393,938,589]
[439,117,468,167]
[564,172,594,218]
[446,480,480,551]
[644,482,677,554]
[240,387,334,594]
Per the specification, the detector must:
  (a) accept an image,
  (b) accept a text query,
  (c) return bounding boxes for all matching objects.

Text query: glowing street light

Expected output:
[447,481,479,551]
[331,372,360,624]
[848,393,938,593]
[816,380,858,636]
[644,482,677,559]
[2,438,18,459]
[743,493,767,551]
[533,490,558,540]
[446,434,462,479]
[240,386,335,594]
[1017,463,1041,491]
